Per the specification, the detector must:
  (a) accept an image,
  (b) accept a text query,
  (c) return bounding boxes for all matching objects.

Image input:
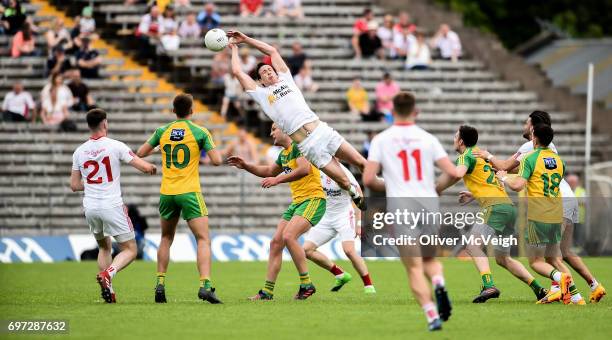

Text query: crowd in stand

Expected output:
[1,1,101,129]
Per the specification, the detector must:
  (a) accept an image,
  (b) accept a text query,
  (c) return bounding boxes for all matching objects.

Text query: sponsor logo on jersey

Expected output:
[170,129,185,141]
[85,148,106,158]
[543,157,557,170]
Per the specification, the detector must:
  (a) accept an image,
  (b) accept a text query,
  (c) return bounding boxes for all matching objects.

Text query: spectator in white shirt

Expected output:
[431,23,462,62]
[239,47,257,74]
[377,14,395,58]
[273,0,304,19]
[220,73,243,118]
[40,73,73,126]
[294,65,318,93]
[178,12,201,38]
[2,82,35,122]
[392,25,416,59]
[161,6,178,34]
[405,31,431,70]
[160,28,180,52]
[137,5,162,38]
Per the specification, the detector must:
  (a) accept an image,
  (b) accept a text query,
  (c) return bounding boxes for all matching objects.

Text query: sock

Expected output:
[432,275,445,288]
[263,280,275,296]
[569,284,583,302]
[200,277,212,289]
[422,302,439,323]
[299,272,312,286]
[105,265,117,279]
[588,278,599,291]
[361,273,373,287]
[528,278,545,296]
[550,280,560,292]
[480,271,495,289]
[156,272,166,286]
[549,269,562,282]
[330,264,344,278]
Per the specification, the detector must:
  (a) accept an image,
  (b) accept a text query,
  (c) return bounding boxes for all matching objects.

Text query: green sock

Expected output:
[299,272,312,286]
[480,271,495,289]
[263,280,275,296]
[569,284,578,296]
[528,278,545,295]
[156,272,166,286]
[200,278,212,290]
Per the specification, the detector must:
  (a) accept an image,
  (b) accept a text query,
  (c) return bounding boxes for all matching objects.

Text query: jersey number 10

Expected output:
[397,149,422,181]
[83,156,113,184]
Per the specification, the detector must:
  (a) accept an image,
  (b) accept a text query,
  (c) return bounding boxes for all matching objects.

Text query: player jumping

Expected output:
[137,94,223,304]
[228,124,326,300]
[496,124,579,304]
[472,111,606,303]
[71,109,157,303]
[436,125,548,303]
[227,30,367,209]
[303,160,376,294]
[363,92,459,331]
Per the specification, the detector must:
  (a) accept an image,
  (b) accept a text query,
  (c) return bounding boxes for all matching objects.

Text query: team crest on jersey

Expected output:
[543,157,557,170]
[170,129,185,141]
[267,94,276,105]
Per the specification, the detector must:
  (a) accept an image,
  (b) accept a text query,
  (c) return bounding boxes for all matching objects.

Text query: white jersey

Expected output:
[514,141,574,198]
[320,163,358,216]
[368,123,448,197]
[246,70,318,135]
[72,136,135,210]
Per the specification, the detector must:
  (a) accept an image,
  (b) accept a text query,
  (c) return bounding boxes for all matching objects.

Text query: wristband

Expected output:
[487,154,495,161]
[500,176,508,183]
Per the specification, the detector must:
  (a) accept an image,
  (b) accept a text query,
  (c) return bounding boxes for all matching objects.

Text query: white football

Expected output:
[204,28,229,52]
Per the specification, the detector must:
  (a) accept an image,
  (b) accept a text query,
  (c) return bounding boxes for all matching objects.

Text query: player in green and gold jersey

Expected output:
[497,124,578,305]
[436,125,548,303]
[228,123,326,300]
[137,94,223,304]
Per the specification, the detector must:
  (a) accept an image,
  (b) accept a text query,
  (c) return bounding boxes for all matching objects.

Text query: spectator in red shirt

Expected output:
[352,8,373,59]
[393,11,416,34]
[240,0,263,17]
[11,22,36,58]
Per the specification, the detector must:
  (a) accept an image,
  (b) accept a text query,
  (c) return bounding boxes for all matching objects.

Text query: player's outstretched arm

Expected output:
[129,156,157,175]
[363,161,385,192]
[228,156,282,178]
[229,42,258,91]
[207,149,223,166]
[472,149,520,172]
[496,170,526,192]
[227,30,289,73]
[70,170,84,192]
[263,156,310,188]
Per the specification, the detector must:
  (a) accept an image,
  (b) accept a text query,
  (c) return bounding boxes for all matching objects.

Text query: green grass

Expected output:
[0,258,611,339]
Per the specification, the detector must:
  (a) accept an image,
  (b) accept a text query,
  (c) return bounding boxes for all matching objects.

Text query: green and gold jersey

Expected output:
[518,147,565,223]
[147,119,216,195]
[456,146,512,208]
[276,142,325,204]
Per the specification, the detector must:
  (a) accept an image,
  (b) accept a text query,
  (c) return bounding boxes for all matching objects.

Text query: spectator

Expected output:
[178,12,201,38]
[161,6,178,34]
[11,22,35,58]
[2,81,35,122]
[160,28,180,52]
[222,125,258,162]
[40,72,73,126]
[393,11,415,34]
[377,14,395,58]
[239,47,257,74]
[375,72,400,122]
[210,48,229,85]
[566,174,586,237]
[76,6,96,37]
[362,130,376,158]
[47,46,72,76]
[67,69,95,112]
[173,0,192,8]
[75,37,102,78]
[1,0,26,36]
[405,31,431,70]
[431,23,462,62]
[286,41,307,76]
[294,65,318,93]
[392,25,415,59]
[197,2,221,33]
[358,21,383,59]
[273,0,303,19]
[240,0,263,17]
[346,78,374,121]
[136,5,162,39]
[261,43,279,65]
[351,8,373,59]
[45,18,73,55]
[220,73,243,119]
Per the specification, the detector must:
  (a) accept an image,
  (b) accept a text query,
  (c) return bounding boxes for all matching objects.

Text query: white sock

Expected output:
[422,302,439,323]
[589,279,599,291]
[571,292,583,303]
[550,284,560,293]
[335,273,344,279]
[551,271,562,282]
[106,265,117,279]
[432,275,445,288]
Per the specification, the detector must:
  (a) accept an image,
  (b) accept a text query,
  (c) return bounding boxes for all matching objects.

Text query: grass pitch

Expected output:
[1,258,611,339]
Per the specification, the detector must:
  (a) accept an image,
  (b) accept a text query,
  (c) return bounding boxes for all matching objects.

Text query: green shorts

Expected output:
[525,220,562,245]
[159,192,208,221]
[282,198,326,226]
[482,203,517,236]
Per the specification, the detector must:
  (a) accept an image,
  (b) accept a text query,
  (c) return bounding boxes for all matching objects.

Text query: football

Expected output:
[204,28,229,52]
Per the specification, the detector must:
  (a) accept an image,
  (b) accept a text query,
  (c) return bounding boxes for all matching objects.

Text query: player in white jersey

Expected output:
[363,92,461,331]
[227,30,367,210]
[70,109,157,303]
[471,110,605,303]
[303,162,376,294]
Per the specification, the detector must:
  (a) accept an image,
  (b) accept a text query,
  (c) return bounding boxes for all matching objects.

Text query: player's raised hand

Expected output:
[226,30,247,44]
[227,156,246,169]
[472,149,490,160]
[261,177,279,188]
[496,170,508,181]
[458,190,474,205]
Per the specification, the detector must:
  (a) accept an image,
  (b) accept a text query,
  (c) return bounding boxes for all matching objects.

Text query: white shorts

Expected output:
[85,205,135,243]
[305,208,355,247]
[562,196,579,224]
[297,122,345,169]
